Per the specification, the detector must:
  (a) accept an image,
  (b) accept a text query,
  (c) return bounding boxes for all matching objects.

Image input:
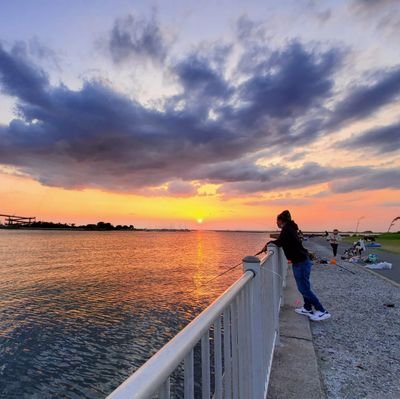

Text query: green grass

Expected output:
[371,240,400,254]
[377,232,400,240]
[343,232,400,255]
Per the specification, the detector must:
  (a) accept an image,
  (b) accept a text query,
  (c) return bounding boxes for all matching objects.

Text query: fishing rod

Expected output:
[333,261,356,275]
[313,252,356,274]
[186,249,269,293]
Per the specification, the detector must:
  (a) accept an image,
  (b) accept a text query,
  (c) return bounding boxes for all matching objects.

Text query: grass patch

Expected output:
[371,240,400,255]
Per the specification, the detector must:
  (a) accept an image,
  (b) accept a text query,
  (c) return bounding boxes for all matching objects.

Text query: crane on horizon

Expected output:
[0,214,36,226]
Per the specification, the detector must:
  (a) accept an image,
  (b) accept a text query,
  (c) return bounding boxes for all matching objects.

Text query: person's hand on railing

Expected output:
[265,241,274,250]
[256,244,268,255]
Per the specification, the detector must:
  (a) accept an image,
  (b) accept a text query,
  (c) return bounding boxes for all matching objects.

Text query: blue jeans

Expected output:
[292,258,325,312]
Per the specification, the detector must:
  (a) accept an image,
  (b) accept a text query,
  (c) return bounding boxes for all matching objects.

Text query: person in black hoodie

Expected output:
[261,210,331,321]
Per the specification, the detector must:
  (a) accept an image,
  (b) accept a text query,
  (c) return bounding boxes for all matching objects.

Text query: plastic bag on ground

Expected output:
[365,262,392,270]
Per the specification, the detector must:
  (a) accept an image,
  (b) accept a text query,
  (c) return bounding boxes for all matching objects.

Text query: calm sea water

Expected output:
[0,230,269,398]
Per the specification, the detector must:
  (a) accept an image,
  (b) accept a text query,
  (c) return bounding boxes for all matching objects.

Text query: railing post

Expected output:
[276,248,284,306]
[279,248,287,289]
[268,244,281,347]
[243,255,264,399]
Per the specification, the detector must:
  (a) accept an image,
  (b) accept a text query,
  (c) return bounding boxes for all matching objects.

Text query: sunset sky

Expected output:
[0,0,399,232]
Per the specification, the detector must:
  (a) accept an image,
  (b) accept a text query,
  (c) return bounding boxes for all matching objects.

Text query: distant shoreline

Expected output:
[0,226,191,232]
[0,226,377,235]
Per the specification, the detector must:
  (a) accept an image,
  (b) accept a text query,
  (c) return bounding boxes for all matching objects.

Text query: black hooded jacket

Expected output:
[269,220,309,263]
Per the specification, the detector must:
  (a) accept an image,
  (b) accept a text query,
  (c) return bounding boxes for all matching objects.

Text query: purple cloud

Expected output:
[0,21,399,198]
[337,121,400,154]
[108,13,169,65]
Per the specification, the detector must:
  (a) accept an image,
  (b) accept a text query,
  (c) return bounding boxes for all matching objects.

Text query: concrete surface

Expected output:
[267,264,326,399]
[352,244,400,284]
[267,237,400,399]
[305,237,400,399]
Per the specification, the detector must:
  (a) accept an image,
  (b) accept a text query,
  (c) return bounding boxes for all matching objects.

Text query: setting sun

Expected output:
[197,218,203,224]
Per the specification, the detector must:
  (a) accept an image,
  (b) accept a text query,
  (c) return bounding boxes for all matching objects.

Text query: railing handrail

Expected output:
[108,270,257,399]
[107,248,286,399]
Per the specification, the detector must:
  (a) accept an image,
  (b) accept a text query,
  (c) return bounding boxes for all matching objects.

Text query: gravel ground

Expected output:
[304,237,400,399]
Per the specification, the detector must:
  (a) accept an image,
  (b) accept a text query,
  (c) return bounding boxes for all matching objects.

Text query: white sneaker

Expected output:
[309,311,331,321]
[294,307,313,316]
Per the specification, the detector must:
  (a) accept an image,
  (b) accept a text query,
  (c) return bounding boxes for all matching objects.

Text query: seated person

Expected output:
[355,239,366,256]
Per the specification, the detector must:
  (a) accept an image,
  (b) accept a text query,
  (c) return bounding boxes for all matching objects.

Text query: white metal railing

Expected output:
[107,244,287,399]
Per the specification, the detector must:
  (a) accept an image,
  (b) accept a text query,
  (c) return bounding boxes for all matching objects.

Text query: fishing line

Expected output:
[263,267,282,280]
[188,260,243,291]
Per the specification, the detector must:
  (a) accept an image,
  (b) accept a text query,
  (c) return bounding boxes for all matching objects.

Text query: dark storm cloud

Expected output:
[331,169,400,193]
[0,80,241,189]
[337,122,400,153]
[216,162,400,196]
[237,42,343,120]
[173,54,229,98]
[192,159,285,184]
[10,39,61,71]
[327,67,400,129]
[283,117,327,148]
[0,27,399,197]
[216,162,363,195]
[0,43,255,190]
[0,43,50,106]
[169,51,233,116]
[234,19,272,78]
[108,14,168,65]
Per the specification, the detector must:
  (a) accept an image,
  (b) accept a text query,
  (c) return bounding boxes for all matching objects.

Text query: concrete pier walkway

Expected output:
[267,237,400,399]
[267,261,325,399]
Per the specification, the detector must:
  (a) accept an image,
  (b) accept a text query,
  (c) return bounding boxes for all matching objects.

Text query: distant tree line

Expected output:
[11,221,135,231]
[84,221,135,231]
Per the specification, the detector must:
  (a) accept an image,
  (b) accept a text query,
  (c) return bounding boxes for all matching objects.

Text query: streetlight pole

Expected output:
[355,216,365,234]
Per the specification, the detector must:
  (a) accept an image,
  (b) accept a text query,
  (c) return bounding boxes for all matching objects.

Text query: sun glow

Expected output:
[197,218,203,224]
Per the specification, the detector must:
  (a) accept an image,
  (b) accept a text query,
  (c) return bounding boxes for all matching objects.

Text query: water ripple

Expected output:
[0,230,267,398]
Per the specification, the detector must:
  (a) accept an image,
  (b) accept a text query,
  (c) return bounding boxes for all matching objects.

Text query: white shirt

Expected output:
[328,233,341,244]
